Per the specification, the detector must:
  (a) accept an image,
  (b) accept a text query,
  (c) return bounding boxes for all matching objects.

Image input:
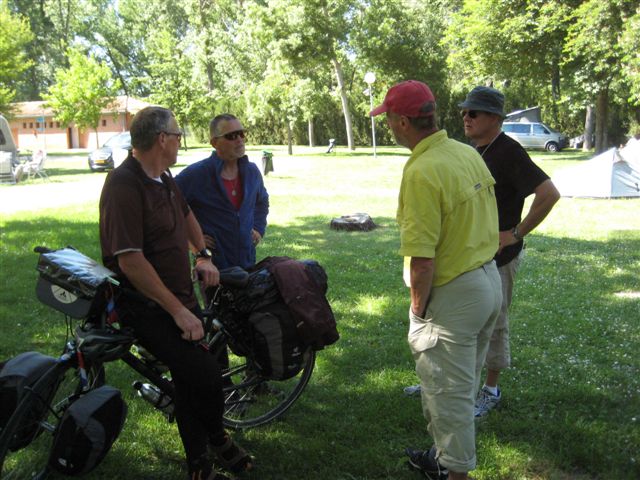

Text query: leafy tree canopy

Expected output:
[43,48,120,147]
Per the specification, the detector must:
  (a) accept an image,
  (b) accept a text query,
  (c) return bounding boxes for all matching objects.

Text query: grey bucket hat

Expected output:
[458,86,505,117]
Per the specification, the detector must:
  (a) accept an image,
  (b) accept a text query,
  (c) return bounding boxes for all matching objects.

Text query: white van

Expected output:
[502,122,568,152]
[0,114,19,183]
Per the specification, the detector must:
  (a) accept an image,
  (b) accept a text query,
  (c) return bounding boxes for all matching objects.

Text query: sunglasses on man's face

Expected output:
[216,130,246,141]
[461,110,483,119]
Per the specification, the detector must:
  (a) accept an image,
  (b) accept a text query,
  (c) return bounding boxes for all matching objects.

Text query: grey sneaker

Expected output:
[403,384,422,396]
[474,386,501,417]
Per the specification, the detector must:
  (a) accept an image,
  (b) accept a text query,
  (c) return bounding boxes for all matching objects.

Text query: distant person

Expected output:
[99,106,252,479]
[459,86,560,417]
[176,114,269,270]
[371,80,502,480]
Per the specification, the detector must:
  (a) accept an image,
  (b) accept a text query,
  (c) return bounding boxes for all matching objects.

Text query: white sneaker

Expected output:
[474,386,501,417]
[403,384,421,396]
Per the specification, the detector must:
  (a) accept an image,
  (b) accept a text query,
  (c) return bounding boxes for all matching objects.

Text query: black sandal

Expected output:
[189,454,231,480]
[209,434,253,474]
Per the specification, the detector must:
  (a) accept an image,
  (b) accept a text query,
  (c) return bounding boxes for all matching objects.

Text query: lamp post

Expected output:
[364,71,377,158]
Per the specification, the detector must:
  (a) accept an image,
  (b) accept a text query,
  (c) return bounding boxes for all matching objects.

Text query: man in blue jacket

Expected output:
[176,114,269,269]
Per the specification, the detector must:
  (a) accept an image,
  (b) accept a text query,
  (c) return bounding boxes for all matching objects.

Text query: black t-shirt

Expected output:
[476,133,549,266]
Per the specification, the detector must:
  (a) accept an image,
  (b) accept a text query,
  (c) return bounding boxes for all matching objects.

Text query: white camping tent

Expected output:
[553,139,640,198]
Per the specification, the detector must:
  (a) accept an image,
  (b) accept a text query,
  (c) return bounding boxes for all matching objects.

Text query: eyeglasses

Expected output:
[215,130,246,141]
[461,110,482,119]
[161,131,182,140]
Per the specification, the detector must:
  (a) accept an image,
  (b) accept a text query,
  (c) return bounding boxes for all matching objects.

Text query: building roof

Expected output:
[10,95,152,118]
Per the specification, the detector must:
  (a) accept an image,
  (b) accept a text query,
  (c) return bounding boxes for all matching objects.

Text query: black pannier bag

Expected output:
[0,351,58,450]
[36,247,117,319]
[258,257,339,350]
[223,257,336,378]
[248,302,305,380]
[48,385,127,475]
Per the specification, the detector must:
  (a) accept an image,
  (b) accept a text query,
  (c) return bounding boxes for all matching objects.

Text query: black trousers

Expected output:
[118,300,225,467]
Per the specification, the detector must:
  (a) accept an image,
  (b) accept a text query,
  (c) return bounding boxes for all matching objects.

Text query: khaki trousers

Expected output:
[408,261,502,472]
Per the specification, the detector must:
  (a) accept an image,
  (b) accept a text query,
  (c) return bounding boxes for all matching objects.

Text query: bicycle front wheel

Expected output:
[220,347,315,430]
[0,362,104,479]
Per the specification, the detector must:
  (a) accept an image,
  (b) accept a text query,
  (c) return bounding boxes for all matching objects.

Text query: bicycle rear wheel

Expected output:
[0,362,104,479]
[219,347,315,430]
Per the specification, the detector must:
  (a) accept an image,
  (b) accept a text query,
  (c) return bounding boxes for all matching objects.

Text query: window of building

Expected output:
[56,122,61,128]
[49,122,54,128]
[29,122,33,129]
[101,119,107,127]
[36,122,40,129]
[23,122,27,129]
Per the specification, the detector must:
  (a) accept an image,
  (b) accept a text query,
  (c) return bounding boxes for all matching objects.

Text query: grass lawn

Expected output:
[0,146,638,479]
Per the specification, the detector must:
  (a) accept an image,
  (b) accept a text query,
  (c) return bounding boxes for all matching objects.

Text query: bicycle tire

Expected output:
[219,347,315,430]
[0,361,104,479]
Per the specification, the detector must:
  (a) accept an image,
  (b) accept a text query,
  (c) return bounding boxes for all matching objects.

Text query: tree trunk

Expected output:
[287,120,293,155]
[551,55,560,125]
[308,118,315,147]
[583,105,595,151]
[198,0,216,92]
[95,128,100,149]
[594,89,609,154]
[331,57,355,151]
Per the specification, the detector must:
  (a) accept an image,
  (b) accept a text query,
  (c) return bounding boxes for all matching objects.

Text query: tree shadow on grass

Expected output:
[1,215,639,479]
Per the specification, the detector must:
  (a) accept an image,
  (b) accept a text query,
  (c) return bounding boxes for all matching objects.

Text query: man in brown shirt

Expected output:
[99,106,252,479]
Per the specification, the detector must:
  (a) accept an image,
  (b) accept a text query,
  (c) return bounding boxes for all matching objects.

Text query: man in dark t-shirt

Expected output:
[459,86,560,417]
[99,106,252,479]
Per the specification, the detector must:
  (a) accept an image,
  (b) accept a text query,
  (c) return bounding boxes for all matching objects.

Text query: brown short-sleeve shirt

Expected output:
[99,156,196,308]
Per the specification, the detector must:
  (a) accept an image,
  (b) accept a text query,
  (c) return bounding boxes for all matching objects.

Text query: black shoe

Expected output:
[406,447,448,480]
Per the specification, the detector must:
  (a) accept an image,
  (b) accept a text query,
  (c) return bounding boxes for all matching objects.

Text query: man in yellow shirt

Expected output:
[371,81,502,480]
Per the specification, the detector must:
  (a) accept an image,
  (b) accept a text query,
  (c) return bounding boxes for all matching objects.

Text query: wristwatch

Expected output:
[195,248,212,260]
[511,226,523,241]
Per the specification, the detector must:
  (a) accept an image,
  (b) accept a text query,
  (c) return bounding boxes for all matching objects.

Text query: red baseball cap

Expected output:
[370,80,436,117]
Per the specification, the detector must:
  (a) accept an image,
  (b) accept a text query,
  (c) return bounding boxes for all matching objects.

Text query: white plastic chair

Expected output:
[24,150,49,181]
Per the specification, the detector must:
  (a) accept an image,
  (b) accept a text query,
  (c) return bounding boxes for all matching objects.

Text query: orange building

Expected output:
[7,96,151,152]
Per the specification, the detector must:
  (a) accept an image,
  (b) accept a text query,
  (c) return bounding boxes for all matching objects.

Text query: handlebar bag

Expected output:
[0,352,57,450]
[48,385,127,475]
[35,247,116,319]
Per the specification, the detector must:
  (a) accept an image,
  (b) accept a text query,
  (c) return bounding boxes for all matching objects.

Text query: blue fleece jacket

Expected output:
[175,152,269,269]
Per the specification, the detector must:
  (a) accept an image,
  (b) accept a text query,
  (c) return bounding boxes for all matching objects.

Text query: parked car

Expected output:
[88,131,131,171]
[502,122,568,151]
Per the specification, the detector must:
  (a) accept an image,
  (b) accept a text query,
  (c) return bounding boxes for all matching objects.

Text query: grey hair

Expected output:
[130,106,174,151]
[407,102,438,131]
[209,114,238,139]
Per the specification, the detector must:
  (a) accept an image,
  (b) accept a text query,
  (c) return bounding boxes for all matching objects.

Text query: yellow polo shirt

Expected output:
[397,130,499,286]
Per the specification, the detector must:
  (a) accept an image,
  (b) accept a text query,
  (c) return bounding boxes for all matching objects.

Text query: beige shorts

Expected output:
[484,250,524,371]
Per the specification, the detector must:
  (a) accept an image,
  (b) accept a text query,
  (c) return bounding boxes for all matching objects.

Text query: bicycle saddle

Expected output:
[220,267,249,288]
[75,324,136,363]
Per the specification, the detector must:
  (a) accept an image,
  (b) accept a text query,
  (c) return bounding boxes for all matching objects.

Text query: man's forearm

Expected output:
[518,179,560,236]
[409,257,435,316]
[185,211,207,252]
